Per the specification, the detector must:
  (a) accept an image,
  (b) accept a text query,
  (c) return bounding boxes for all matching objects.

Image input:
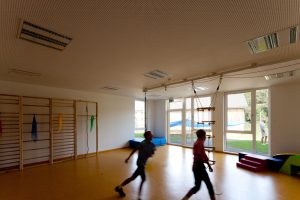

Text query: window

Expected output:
[135,100,145,138]
[167,96,213,147]
[168,99,183,144]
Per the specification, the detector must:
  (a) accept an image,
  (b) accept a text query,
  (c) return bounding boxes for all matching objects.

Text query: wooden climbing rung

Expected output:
[202,120,216,125]
[196,107,215,111]
[206,135,215,139]
[205,146,216,152]
[209,160,216,165]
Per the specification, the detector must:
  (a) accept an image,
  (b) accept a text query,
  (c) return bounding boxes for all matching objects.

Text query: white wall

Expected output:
[146,100,155,132]
[270,82,300,155]
[153,100,167,137]
[147,99,167,138]
[0,80,135,152]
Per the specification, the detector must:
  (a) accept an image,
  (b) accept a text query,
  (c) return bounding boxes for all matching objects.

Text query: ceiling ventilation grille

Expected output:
[247,33,279,54]
[18,20,72,51]
[101,86,119,91]
[264,71,293,80]
[8,68,41,77]
[247,26,299,54]
[144,70,169,79]
[290,27,297,44]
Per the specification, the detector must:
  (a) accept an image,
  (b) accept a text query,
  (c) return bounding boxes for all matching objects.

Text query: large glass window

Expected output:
[193,97,212,147]
[168,96,213,147]
[227,92,251,132]
[135,100,145,138]
[169,99,183,110]
[185,109,193,146]
[169,111,182,144]
[194,96,212,130]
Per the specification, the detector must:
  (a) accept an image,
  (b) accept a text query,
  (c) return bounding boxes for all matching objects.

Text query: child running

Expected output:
[115,131,156,200]
[182,129,216,200]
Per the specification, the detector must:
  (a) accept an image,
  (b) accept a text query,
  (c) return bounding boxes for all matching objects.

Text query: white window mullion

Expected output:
[191,97,195,144]
[224,94,228,151]
[182,98,186,145]
[251,90,257,153]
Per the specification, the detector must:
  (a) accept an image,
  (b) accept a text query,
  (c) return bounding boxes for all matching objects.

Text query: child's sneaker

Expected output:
[115,186,126,197]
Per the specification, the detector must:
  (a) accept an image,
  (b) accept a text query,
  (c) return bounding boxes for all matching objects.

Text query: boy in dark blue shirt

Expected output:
[115,131,156,199]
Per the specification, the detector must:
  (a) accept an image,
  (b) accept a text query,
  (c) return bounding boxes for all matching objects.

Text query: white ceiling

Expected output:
[1,0,300,99]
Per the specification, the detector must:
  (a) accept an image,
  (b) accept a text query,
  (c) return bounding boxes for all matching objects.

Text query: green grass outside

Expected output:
[135,132,268,155]
[168,134,268,155]
[134,132,144,138]
[226,140,268,154]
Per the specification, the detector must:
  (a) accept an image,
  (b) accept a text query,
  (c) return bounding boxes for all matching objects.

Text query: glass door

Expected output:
[225,89,269,155]
[225,92,253,152]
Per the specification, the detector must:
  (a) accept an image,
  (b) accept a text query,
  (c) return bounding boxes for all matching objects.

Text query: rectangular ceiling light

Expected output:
[144,70,169,79]
[18,20,72,51]
[196,86,208,91]
[247,33,278,54]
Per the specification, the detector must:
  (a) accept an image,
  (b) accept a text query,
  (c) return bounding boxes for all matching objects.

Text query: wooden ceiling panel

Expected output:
[0,0,300,98]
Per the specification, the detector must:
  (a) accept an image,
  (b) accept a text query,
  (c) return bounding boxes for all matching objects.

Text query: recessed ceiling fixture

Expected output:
[247,33,279,54]
[147,94,161,97]
[144,70,169,79]
[289,26,298,44]
[18,20,72,51]
[101,86,119,91]
[247,26,298,54]
[8,68,41,77]
[264,71,293,80]
[195,86,208,91]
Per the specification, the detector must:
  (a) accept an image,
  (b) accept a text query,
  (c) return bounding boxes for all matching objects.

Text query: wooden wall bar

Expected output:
[75,100,98,157]
[0,94,98,172]
[22,96,51,167]
[0,94,21,171]
[52,99,75,163]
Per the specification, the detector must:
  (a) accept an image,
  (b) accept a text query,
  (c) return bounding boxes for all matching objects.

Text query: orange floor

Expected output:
[0,145,299,200]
